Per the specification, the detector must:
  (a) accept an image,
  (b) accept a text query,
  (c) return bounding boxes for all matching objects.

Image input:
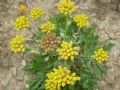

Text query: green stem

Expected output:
[74,59,81,70]
[75,28,81,46]
[79,56,91,59]
[64,15,69,40]
[28,27,35,33]
[26,47,40,53]
[64,61,67,67]
[25,38,34,42]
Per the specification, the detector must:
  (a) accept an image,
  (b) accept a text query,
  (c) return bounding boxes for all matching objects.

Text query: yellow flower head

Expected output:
[45,66,80,90]
[40,21,55,33]
[73,13,89,28]
[92,48,108,63]
[19,4,27,13]
[57,41,79,60]
[10,35,25,53]
[29,8,44,19]
[58,0,78,15]
[14,16,29,30]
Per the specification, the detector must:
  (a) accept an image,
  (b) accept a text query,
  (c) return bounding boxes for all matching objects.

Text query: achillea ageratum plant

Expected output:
[11,0,114,90]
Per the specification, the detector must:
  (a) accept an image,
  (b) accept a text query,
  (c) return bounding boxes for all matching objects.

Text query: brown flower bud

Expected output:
[40,34,59,52]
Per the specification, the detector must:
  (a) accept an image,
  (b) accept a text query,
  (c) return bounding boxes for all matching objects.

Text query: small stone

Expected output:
[22,60,26,66]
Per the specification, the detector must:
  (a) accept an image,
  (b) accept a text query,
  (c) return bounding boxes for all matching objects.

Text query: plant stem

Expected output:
[25,38,34,41]
[79,56,91,59]
[28,27,35,33]
[64,15,69,40]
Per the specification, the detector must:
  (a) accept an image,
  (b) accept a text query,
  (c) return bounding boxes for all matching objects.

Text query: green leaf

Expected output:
[78,26,99,56]
[83,79,89,89]
[28,73,45,90]
[96,63,107,73]
[103,43,114,52]
[25,54,54,73]
[49,14,66,30]
[44,56,49,61]
[37,84,45,90]
[92,63,104,80]
[27,49,40,54]
[34,29,43,43]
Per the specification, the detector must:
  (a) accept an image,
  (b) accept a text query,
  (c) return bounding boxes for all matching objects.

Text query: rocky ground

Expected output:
[0,0,120,90]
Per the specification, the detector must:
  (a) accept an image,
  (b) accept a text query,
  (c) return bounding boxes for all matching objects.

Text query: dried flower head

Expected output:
[19,4,27,13]
[40,34,59,52]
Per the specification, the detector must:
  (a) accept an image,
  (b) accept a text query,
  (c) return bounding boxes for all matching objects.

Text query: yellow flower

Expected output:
[10,35,25,53]
[14,16,29,30]
[57,41,79,60]
[58,0,78,15]
[19,4,27,13]
[45,66,80,90]
[40,21,55,33]
[92,48,108,63]
[29,8,44,19]
[73,13,89,28]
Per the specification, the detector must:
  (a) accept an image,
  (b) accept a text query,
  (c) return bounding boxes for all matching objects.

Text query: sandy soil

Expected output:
[0,0,120,90]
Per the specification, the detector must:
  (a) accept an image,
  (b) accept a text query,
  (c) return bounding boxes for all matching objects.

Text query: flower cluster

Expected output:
[73,13,89,28]
[40,21,55,33]
[10,35,25,53]
[57,41,79,60]
[40,34,59,51]
[45,66,80,90]
[19,4,27,13]
[29,8,44,19]
[92,48,108,63]
[14,16,29,30]
[58,0,78,15]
